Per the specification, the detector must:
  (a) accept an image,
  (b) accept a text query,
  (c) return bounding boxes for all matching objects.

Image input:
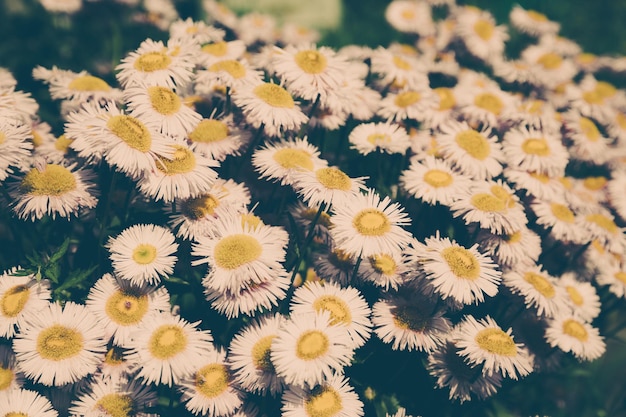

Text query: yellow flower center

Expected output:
[305,386,343,417]
[394,91,421,108]
[214,234,262,270]
[579,117,600,141]
[156,146,197,175]
[435,87,455,111]
[473,19,495,41]
[441,246,480,280]
[189,119,229,144]
[490,185,516,208]
[294,50,328,74]
[562,318,588,342]
[252,335,275,371]
[455,129,491,160]
[104,346,125,365]
[31,129,44,147]
[134,51,172,72]
[392,55,412,71]
[131,243,157,265]
[537,52,563,70]
[529,172,550,183]
[595,81,617,98]
[523,271,555,298]
[585,213,618,234]
[527,10,548,21]
[20,164,77,196]
[550,202,575,223]
[37,324,84,361]
[105,290,149,325]
[208,60,246,79]
[94,394,134,417]
[582,90,604,105]
[240,213,263,229]
[616,112,626,130]
[107,115,152,152]
[315,167,352,191]
[273,148,314,170]
[583,176,607,191]
[470,193,506,212]
[201,41,228,56]
[313,295,352,326]
[147,86,181,115]
[181,194,219,219]
[521,138,550,156]
[54,134,73,153]
[352,209,391,236]
[474,92,504,115]
[0,366,14,390]
[505,230,522,243]
[366,133,392,146]
[68,75,111,92]
[400,8,416,20]
[566,286,584,306]
[296,330,329,360]
[423,169,453,188]
[1,285,30,318]
[148,324,187,359]
[195,363,229,398]
[392,305,429,331]
[614,271,626,284]
[253,83,294,108]
[474,328,517,356]
[5,413,27,417]
[370,253,396,275]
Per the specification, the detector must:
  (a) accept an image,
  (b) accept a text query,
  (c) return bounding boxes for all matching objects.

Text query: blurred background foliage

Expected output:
[1,0,626,416]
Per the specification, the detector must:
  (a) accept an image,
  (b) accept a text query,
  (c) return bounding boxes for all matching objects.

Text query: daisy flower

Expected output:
[372,294,451,352]
[106,224,178,286]
[454,7,509,61]
[169,17,225,44]
[607,172,626,222]
[96,345,137,381]
[456,84,518,129]
[562,112,610,164]
[228,313,286,396]
[581,209,626,253]
[194,58,264,94]
[0,118,33,181]
[423,87,458,129]
[453,315,533,380]
[234,12,277,45]
[85,273,171,347]
[329,189,412,258]
[69,376,157,417]
[0,268,51,338]
[436,120,504,180]
[12,301,107,386]
[558,272,601,321]
[203,0,238,29]
[33,66,121,103]
[530,198,587,244]
[0,388,58,417]
[186,115,252,162]
[126,311,213,386]
[291,166,367,209]
[270,311,354,388]
[358,249,411,291]
[377,86,440,123]
[279,23,321,46]
[232,81,308,137]
[281,373,364,417]
[0,343,24,392]
[568,75,625,123]
[179,348,244,417]
[33,133,74,165]
[312,246,356,286]
[476,226,542,268]
[521,44,578,89]
[349,121,411,155]
[545,315,605,361]
[369,46,429,90]
[385,0,435,36]
[502,126,569,177]
[509,6,560,37]
[198,40,247,68]
[502,169,566,201]
[410,234,502,305]
[10,160,98,221]
[0,87,38,122]
[595,260,626,298]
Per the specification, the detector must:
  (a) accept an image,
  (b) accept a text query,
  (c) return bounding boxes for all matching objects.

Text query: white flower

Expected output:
[545,315,605,361]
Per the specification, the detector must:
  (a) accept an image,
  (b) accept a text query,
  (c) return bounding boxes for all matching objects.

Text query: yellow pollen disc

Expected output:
[394,91,421,108]
[251,335,275,371]
[366,133,392,146]
[273,148,314,170]
[585,213,618,234]
[214,234,262,270]
[562,319,588,342]
[577,53,596,64]
[470,193,506,212]
[566,286,584,306]
[490,185,516,208]
[5,413,27,417]
[506,231,522,243]
[582,90,604,105]
[1,285,30,318]
[473,92,504,115]
[0,366,14,390]
[253,83,294,108]
[240,213,263,229]
[524,100,544,114]
[370,253,396,275]
[105,290,149,325]
[527,10,548,21]
[529,172,550,183]
[400,8,416,20]
[305,386,343,417]
[68,75,111,92]
[95,394,134,417]
[352,209,391,236]
[54,134,73,153]
[441,246,480,280]
[37,325,84,361]
[392,305,429,331]
[208,60,246,79]
[537,52,563,70]
[614,271,626,284]
[521,138,550,156]
[181,194,219,219]
[435,87,456,111]
[583,176,607,191]
[189,119,229,144]
[20,164,77,196]
[202,41,228,56]
[156,145,197,175]
[455,129,491,160]
[423,169,453,188]
[132,243,157,265]
[134,51,172,72]
[296,330,329,360]
[313,295,352,326]
[195,364,229,398]
[559,176,573,190]
[329,249,353,269]
[31,129,44,147]
[473,18,495,41]
[579,117,600,141]
[523,272,555,298]
[474,328,517,356]
[315,167,351,191]
[104,346,125,365]
[595,81,617,98]
[550,202,575,223]
[294,50,328,74]
[149,325,187,359]
[107,115,152,152]
[616,112,626,129]
[392,55,412,71]
[147,86,181,115]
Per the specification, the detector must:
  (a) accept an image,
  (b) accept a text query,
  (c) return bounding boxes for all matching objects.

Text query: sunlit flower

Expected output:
[0,388,58,417]
[454,7,509,61]
[349,121,411,155]
[545,315,605,361]
[69,376,157,417]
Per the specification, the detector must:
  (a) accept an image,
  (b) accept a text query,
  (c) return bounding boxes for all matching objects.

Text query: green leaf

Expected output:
[44,262,61,284]
[163,275,189,285]
[49,238,70,263]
